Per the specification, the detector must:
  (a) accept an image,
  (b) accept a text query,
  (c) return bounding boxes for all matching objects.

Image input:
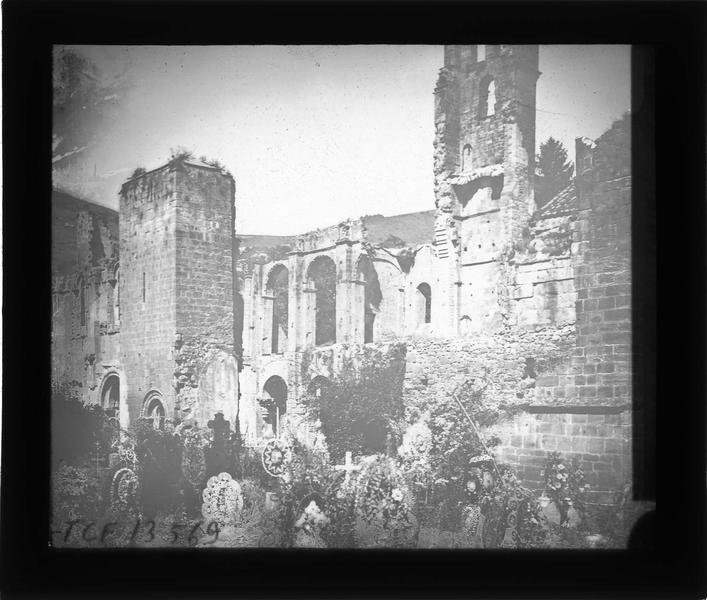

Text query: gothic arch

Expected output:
[462,143,473,172]
[416,282,432,327]
[261,375,287,438]
[142,390,166,430]
[265,263,289,354]
[308,375,332,401]
[479,75,496,118]
[76,275,86,327]
[99,371,121,420]
[111,264,120,326]
[306,255,337,346]
[356,254,382,344]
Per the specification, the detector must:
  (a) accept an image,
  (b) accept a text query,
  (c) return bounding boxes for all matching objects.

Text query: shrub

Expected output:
[300,344,407,462]
[133,420,183,518]
[542,451,589,525]
[52,464,101,529]
[51,382,113,468]
[426,381,494,502]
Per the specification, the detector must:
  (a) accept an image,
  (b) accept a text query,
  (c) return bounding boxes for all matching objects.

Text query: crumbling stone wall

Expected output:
[570,117,632,407]
[432,45,540,336]
[404,328,575,419]
[403,326,631,505]
[51,191,121,413]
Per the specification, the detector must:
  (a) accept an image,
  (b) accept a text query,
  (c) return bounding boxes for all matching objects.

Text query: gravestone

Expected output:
[205,413,234,478]
[353,456,417,548]
[293,500,330,548]
[333,451,361,486]
[201,472,244,527]
[109,467,140,517]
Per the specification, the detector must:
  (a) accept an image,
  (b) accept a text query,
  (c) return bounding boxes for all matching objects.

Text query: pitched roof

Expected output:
[536,182,577,218]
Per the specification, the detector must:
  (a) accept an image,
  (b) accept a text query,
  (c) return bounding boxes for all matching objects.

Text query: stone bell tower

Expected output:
[119,157,238,428]
[433,44,540,335]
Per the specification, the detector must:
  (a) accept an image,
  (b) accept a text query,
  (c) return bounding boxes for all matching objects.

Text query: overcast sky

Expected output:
[57,45,630,235]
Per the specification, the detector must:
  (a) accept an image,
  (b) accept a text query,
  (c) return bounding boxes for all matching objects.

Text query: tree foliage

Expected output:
[300,345,407,462]
[53,47,128,168]
[535,137,574,209]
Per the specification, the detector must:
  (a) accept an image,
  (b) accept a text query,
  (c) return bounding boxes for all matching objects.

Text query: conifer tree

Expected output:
[535,137,574,209]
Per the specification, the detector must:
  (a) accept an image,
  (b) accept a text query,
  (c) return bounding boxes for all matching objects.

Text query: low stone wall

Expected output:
[494,410,631,505]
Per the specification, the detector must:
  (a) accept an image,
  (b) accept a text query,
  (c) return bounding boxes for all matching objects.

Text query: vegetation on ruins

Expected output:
[542,451,589,526]
[51,382,115,468]
[50,379,639,549]
[299,344,407,463]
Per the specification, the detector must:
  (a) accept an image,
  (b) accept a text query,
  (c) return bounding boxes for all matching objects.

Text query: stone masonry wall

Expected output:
[175,163,235,339]
[51,192,121,412]
[403,329,631,503]
[496,410,631,505]
[571,122,632,407]
[119,166,178,426]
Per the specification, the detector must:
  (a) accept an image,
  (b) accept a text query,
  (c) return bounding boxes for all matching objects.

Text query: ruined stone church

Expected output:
[52,45,632,503]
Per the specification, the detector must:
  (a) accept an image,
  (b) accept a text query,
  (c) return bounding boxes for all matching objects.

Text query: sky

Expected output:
[56,45,630,235]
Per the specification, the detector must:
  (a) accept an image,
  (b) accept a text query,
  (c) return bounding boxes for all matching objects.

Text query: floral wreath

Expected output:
[261,438,293,478]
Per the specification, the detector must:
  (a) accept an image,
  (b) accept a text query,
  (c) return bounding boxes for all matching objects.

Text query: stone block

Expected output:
[604,308,630,322]
[523,434,538,449]
[587,438,604,454]
[604,438,621,454]
[579,386,596,398]
[557,436,572,452]
[570,437,588,453]
[540,435,556,450]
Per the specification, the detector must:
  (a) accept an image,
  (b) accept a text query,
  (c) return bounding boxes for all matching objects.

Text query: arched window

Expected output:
[112,266,120,327]
[78,276,86,327]
[462,144,473,172]
[477,44,486,62]
[357,255,382,344]
[307,256,337,346]
[460,314,472,336]
[480,77,496,118]
[101,373,120,420]
[143,392,165,430]
[416,283,432,326]
[261,375,287,438]
[266,264,289,354]
[235,291,244,358]
[308,375,331,403]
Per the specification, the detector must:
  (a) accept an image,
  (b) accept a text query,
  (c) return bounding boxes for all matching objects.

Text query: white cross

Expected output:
[334,451,361,484]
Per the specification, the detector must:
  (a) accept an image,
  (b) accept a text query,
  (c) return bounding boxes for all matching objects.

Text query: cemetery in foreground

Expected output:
[51,382,648,550]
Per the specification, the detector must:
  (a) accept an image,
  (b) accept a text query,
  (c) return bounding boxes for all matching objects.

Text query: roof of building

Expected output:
[535,182,577,218]
[362,210,436,247]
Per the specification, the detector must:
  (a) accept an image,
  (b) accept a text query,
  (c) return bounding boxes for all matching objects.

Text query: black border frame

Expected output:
[2,1,705,598]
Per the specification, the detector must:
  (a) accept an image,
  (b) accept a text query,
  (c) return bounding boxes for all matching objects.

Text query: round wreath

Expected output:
[261,439,293,478]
